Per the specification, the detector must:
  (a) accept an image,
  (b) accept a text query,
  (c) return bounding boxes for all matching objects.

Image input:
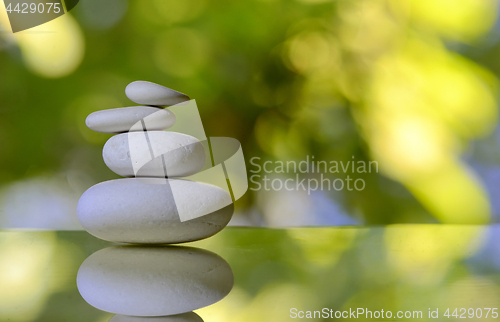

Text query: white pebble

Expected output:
[126,81,190,106]
[77,178,233,244]
[86,106,176,133]
[103,131,206,178]
[77,246,233,316]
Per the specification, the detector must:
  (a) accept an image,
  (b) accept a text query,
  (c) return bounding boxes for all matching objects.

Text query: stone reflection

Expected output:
[77,246,233,319]
[109,312,203,321]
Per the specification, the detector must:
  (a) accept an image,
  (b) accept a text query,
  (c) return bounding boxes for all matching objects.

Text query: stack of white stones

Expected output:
[77,81,234,244]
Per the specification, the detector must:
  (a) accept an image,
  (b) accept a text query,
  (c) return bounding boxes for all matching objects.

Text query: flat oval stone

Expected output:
[86,106,176,133]
[126,81,190,106]
[77,246,233,316]
[109,313,203,322]
[77,178,233,244]
[103,131,206,178]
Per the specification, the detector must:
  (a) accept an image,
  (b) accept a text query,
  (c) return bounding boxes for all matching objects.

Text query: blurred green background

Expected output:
[2,2,500,321]
[1,0,500,226]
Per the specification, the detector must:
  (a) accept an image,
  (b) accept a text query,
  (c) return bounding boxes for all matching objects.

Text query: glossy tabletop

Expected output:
[1,225,500,321]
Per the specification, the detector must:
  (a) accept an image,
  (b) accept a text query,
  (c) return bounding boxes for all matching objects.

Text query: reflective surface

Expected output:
[1,226,500,321]
[77,245,233,317]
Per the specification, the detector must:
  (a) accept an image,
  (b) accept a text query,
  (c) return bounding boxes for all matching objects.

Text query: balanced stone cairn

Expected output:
[77,81,235,321]
[77,81,234,244]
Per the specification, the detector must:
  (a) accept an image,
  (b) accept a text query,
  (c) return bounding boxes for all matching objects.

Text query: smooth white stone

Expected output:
[110,313,203,322]
[76,178,233,244]
[126,81,190,106]
[103,131,206,178]
[85,106,176,133]
[77,246,233,316]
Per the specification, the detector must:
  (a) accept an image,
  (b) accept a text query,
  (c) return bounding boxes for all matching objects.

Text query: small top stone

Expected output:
[125,81,190,106]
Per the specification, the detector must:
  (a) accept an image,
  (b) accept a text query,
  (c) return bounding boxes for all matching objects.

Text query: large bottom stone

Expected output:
[77,178,233,244]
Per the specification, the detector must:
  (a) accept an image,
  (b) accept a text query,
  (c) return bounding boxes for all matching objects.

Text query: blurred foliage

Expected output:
[2,3,500,321]
[0,0,500,224]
